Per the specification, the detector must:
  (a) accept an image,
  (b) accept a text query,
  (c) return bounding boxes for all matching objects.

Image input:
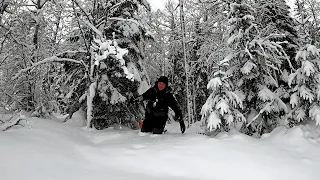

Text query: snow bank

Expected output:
[1,117,320,180]
[262,122,320,144]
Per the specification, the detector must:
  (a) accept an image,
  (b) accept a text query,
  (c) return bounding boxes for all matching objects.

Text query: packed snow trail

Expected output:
[1,116,320,180]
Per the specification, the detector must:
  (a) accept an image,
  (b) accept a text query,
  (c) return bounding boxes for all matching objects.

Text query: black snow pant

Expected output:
[141,111,167,134]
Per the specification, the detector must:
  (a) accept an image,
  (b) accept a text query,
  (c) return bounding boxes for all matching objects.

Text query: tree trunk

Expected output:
[86,81,97,129]
[179,0,193,126]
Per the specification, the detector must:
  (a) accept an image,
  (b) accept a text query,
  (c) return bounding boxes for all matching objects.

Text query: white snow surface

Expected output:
[1,114,320,180]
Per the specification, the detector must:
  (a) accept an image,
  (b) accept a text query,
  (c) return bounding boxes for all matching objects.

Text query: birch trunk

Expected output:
[179,0,193,126]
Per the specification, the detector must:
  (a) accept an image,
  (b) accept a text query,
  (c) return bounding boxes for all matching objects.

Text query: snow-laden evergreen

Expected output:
[201,58,245,134]
[288,44,320,125]
[85,27,132,128]
[200,1,293,136]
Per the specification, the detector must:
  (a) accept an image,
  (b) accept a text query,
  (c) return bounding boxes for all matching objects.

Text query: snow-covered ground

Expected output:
[1,113,320,180]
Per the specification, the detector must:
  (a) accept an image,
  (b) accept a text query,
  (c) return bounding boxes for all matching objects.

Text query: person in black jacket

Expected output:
[131,76,186,134]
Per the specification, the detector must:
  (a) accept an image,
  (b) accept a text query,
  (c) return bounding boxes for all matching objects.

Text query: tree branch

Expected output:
[72,0,93,23]
[0,28,10,53]
[0,89,25,107]
[108,17,140,25]
[13,56,87,80]
[0,115,27,131]
[72,1,90,52]
[0,54,9,67]
[9,33,33,48]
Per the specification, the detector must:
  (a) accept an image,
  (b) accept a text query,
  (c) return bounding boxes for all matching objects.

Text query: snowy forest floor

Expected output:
[1,112,320,180]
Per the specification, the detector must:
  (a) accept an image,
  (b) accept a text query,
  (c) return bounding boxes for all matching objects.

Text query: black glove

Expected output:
[175,114,185,134]
[179,120,186,134]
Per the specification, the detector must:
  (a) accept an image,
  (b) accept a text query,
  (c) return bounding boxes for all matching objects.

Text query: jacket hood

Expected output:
[157,76,168,86]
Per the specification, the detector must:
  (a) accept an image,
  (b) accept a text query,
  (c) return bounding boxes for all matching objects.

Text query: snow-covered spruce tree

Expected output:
[89,0,152,130]
[255,0,299,92]
[224,1,289,137]
[196,0,229,122]
[200,59,245,136]
[256,0,299,54]
[287,44,320,126]
[86,30,135,129]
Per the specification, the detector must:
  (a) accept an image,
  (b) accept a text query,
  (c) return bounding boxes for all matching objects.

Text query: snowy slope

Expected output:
[1,115,320,180]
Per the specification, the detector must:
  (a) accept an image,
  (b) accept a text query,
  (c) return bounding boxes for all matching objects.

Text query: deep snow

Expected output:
[1,113,320,180]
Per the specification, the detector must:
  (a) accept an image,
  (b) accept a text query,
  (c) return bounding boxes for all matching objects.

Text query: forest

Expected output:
[0,0,320,137]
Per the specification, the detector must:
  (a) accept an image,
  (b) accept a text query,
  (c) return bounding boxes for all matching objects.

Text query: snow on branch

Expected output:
[84,21,103,38]
[140,0,151,11]
[13,56,87,80]
[109,17,140,25]
[90,34,133,81]
[9,33,33,49]
[310,106,320,126]
[0,114,27,131]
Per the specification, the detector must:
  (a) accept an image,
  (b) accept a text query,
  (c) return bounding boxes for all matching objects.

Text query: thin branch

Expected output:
[0,115,27,131]
[16,4,37,7]
[0,24,9,31]
[0,89,25,107]
[0,54,9,67]
[72,1,90,52]
[9,33,33,48]
[13,56,87,80]
[108,17,140,25]
[39,0,50,8]
[84,20,102,38]
[0,28,10,52]
[30,0,37,5]
[72,0,93,23]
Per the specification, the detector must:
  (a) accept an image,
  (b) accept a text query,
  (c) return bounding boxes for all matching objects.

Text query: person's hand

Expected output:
[128,96,143,105]
[179,119,186,134]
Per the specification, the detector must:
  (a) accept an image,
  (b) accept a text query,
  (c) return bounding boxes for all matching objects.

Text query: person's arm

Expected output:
[141,87,154,101]
[168,93,182,119]
[168,93,185,133]
[130,87,153,103]
[168,93,182,120]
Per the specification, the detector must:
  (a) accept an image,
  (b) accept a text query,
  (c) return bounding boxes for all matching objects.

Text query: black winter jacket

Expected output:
[141,84,182,121]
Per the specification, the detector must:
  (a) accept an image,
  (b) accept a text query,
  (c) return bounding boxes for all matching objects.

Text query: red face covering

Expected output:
[157,82,166,91]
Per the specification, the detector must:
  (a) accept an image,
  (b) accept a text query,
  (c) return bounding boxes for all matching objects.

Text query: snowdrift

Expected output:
[0,115,320,180]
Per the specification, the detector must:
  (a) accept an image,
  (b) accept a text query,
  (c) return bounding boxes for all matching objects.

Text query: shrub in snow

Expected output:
[201,59,245,136]
[287,44,320,126]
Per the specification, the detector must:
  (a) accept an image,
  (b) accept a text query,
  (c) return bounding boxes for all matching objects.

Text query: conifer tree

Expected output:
[201,58,245,135]
[288,44,320,126]
[220,1,288,136]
